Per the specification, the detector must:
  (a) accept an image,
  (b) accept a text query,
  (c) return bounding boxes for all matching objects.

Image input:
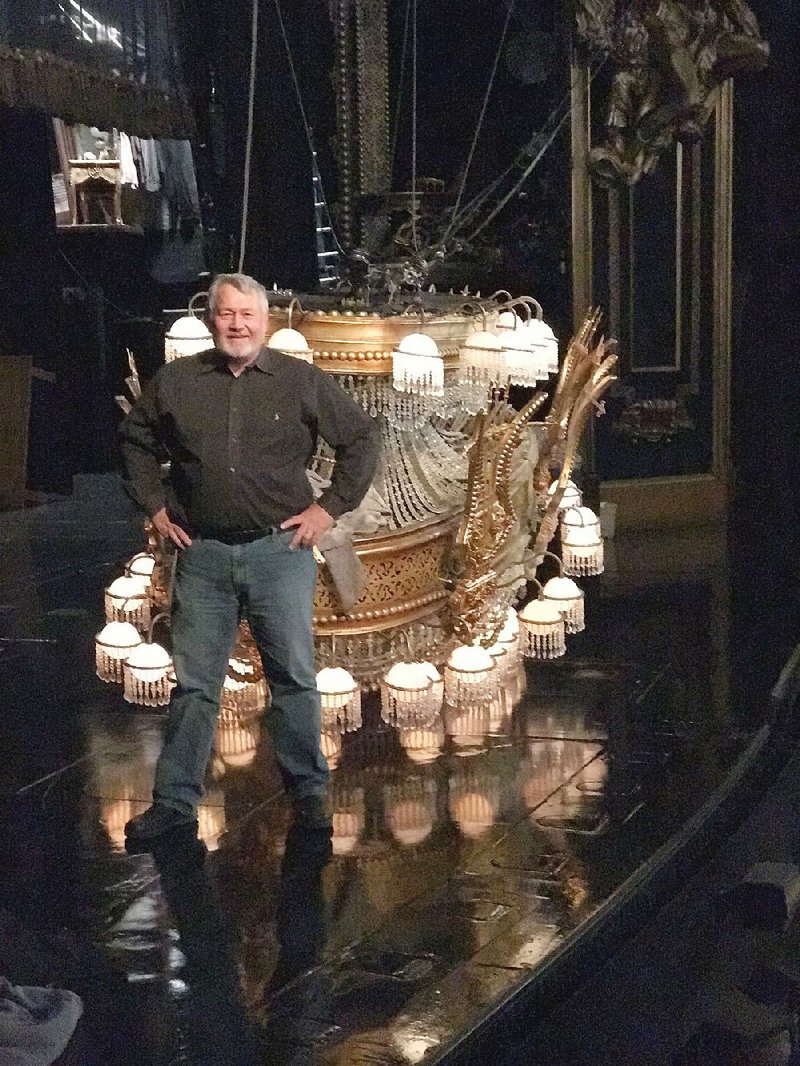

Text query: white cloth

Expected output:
[118,132,138,188]
[307,472,390,611]
[0,977,83,1065]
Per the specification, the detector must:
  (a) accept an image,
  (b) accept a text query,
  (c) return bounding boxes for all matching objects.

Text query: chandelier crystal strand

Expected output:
[220,669,269,724]
[214,718,260,769]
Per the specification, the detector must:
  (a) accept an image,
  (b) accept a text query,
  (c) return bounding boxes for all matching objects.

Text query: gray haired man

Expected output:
[120,273,380,848]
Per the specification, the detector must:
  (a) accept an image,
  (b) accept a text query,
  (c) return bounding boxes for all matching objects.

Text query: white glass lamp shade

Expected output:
[104,575,151,631]
[392,332,444,396]
[123,641,174,706]
[95,621,142,683]
[316,667,362,734]
[381,660,443,729]
[560,505,601,538]
[561,525,604,577]
[547,479,582,512]
[164,313,213,362]
[197,798,226,852]
[496,606,521,654]
[444,643,497,710]
[524,316,559,374]
[517,320,550,382]
[488,688,511,734]
[445,702,490,750]
[458,330,506,387]
[542,320,560,373]
[518,599,567,659]
[124,552,156,591]
[494,309,521,333]
[268,326,313,362]
[331,786,365,856]
[542,575,586,634]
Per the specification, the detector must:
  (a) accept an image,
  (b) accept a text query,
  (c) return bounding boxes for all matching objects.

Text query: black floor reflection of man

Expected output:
[151,822,332,1066]
[262,824,333,1064]
[151,827,258,1066]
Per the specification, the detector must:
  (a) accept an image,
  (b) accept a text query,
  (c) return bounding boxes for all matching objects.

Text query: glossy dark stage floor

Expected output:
[0,476,790,1065]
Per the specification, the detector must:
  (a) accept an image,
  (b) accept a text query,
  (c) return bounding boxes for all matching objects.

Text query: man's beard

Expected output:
[217,339,262,361]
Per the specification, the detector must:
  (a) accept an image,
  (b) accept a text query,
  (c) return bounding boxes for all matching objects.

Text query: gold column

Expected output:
[570,54,592,332]
[712,80,734,487]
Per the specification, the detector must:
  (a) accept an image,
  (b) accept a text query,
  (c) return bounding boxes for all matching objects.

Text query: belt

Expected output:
[199,527,279,545]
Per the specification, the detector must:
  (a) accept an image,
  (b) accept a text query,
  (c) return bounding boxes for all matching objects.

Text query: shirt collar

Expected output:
[197,346,277,375]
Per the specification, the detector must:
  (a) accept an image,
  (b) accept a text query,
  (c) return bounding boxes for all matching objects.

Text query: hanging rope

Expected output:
[238,0,259,272]
[410,0,419,252]
[442,0,517,245]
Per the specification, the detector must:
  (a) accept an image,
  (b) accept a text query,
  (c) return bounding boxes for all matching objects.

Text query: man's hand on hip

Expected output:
[152,507,192,549]
[281,502,334,550]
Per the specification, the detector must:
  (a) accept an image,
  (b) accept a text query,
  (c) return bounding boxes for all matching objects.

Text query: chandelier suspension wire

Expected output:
[441,0,517,245]
[273,0,347,258]
[238,0,259,272]
[389,0,413,186]
[460,62,604,246]
[445,84,576,241]
[411,0,419,251]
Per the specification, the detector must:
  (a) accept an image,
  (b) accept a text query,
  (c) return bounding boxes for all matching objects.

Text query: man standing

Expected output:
[120,273,380,849]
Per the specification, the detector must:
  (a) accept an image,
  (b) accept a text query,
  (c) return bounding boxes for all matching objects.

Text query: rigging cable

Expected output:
[389,0,412,186]
[238,0,259,272]
[273,0,347,257]
[410,0,419,251]
[462,63,603,245]
[441,0,516,245]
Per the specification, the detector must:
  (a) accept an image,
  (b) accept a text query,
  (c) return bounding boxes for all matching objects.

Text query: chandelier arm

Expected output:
[542,550,564,577]
[287,296,306,329]
[531,354,617,563]
[188,290,209,317]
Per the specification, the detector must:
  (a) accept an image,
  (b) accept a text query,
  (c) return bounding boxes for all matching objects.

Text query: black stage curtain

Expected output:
[0,106,73,495]
[193,0,334,291]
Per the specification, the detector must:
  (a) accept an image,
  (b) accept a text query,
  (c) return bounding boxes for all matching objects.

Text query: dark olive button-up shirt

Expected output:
[119,346,381,534]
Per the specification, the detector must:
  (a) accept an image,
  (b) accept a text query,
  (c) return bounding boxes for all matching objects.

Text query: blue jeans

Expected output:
[153,530,329,816]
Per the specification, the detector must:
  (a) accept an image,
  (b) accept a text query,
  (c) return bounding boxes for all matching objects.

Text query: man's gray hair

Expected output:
[207,273,269,316]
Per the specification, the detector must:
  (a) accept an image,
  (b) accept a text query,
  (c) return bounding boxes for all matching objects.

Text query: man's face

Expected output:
[211,284,269,361]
